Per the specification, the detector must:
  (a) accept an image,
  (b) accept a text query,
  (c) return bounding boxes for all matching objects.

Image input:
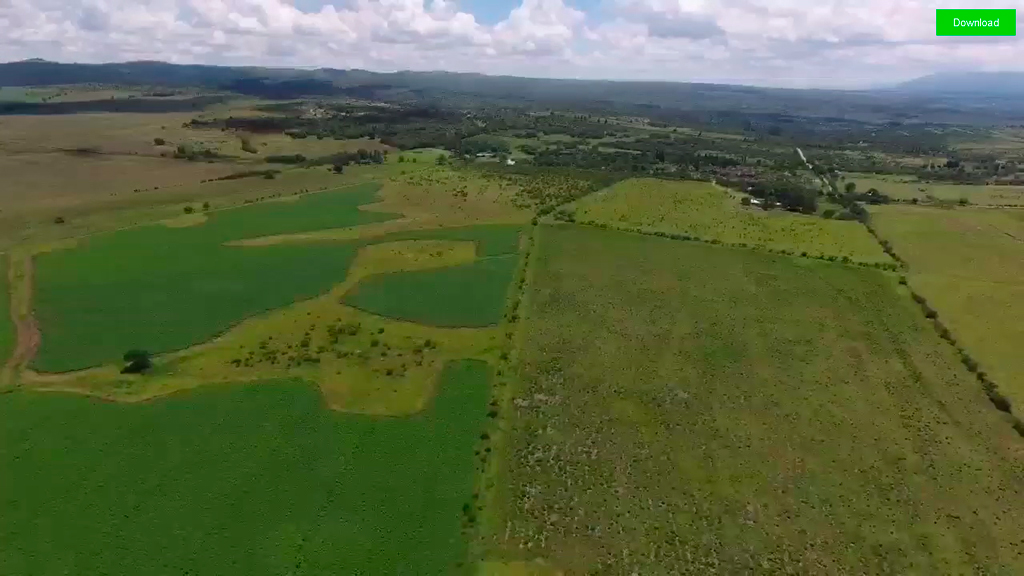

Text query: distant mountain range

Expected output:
[895,72,1024,95]
[2,59,1024,125]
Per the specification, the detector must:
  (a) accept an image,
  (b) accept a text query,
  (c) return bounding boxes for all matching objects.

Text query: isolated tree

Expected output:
[202,201,210,211]
[183,206,194,214]
[153,137,166,146]
[332,163,344,174]
[844,181,857,194]
[121,350,152,374]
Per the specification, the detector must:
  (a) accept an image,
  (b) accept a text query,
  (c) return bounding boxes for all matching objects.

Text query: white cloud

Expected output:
[0,0,1022,87]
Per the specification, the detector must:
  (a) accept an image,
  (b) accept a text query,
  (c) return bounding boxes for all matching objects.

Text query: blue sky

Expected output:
[2,0,1021,89]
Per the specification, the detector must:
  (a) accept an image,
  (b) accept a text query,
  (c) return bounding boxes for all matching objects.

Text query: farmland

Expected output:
[870,204,1024,406]
[26,229,519,415]
[574,178,890,264]
[481,224,1024,573]
[848,172,1024,206]
[344,255,518,327]
[7,66,1024,575]
[1,361,491,575]
[32,183,400,372]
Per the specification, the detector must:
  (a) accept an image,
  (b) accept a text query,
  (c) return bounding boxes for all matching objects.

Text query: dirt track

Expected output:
[4,254,40,375]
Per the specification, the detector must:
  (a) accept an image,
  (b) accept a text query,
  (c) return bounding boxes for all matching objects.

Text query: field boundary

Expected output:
[1,253,39,387]
[570,218,900,271]
[861,213,1024,437]
[470,221,540,568]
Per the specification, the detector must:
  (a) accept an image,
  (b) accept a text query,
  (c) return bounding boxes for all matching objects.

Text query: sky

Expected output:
[1,0,1022,89]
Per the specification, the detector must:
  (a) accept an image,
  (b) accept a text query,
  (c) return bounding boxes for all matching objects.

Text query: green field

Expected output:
[575,178,890,263]
[344,255,518,327]
[483,224,1024,573]
[33,184,399,372]
[871,204,1024,405]
[0,254,12,368]
[1,360,490,575]
[848,172,1024,205]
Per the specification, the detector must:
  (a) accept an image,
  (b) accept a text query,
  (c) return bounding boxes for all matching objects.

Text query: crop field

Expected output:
[482,223,1024,574]
[574,178,890,263]
[32,183,400,372]
[870,204,1024,405]
[2,360,492,575]
[343,255,518,327]
[26,235,514,416]
[848,172,1024,205]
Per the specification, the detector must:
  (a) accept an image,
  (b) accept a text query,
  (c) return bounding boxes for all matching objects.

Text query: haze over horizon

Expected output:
[1,0,1022,90]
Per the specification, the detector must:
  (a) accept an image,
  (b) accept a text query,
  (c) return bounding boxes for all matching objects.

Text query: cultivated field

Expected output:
[32,183,401,372]
[344,255,518,327]
[848,172,1024,205]
[2,360,491,574]
[27,224,522,415]
[871,204,1024,405]
[482,223,1024,574]
[574,178,890,264]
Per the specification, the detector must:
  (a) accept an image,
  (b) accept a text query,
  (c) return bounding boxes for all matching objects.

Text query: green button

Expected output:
[937,9,1016,35]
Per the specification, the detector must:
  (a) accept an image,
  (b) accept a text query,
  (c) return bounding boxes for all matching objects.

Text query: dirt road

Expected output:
[2,253,40,385]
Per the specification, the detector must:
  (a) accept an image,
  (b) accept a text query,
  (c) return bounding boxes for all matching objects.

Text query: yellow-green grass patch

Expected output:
[575,178,889,263]
[871,204,1024,405]
[484,223,1024,573]
[2,360,493,574]
[848,172,1024,205]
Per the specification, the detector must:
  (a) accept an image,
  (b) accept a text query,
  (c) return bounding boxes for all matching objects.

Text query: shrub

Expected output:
[987,388,1012,413]
[54,216,65,224]
[121,349,152,374]
[153,137,166,146]
[184,206,194,214]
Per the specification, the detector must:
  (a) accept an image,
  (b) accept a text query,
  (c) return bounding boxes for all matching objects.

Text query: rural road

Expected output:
[797,147,834,193]
[4,254,40,379]
[796,147,810,169]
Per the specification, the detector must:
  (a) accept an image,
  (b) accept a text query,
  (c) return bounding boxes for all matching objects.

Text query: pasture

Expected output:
[574,178,890,263]
[483,223,1024,574]
[870,204,1024,405]
[848,172,1024,205]
[1,360,491,575]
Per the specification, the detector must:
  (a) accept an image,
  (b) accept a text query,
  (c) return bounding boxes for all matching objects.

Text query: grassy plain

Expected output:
[483,223,1024,574]
[871,204,1024,405]
[32,183,398,372]
[2,360,491,575]
[848,172,1024,205]
[575,178,890,263]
